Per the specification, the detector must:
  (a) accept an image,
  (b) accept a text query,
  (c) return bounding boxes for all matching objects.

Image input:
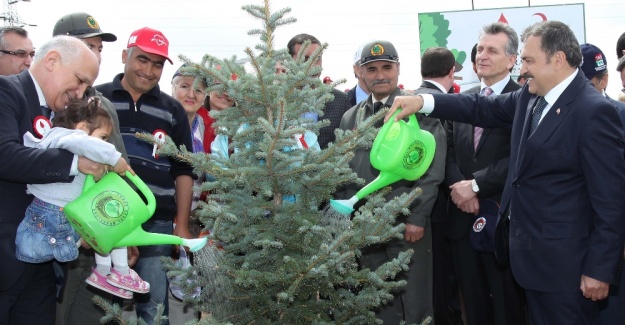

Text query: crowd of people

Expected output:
[0,9,625,325]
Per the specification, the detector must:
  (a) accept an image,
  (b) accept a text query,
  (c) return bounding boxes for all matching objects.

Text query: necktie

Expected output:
[529,97,548,135]
[41,105,51,118]
[474,87,493,151]
[373,101,384,112]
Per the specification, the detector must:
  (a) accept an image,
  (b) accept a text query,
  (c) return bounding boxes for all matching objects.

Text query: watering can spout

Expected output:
[355,172,403,200]
[117,227,208,252]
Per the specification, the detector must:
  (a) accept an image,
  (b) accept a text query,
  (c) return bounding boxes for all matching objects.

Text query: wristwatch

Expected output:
[471,179,480,193]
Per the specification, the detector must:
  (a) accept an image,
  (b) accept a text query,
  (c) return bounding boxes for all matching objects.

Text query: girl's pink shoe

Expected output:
[106,268,150,294]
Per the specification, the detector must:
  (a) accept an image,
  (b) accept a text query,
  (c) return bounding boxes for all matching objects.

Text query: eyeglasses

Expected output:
[0,49,35,59]
[174,84,206,95]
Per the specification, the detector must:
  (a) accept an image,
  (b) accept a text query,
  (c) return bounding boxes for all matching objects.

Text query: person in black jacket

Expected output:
[287,33,351,149]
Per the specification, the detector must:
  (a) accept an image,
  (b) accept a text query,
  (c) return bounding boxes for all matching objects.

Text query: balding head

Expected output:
[30,36,99,111]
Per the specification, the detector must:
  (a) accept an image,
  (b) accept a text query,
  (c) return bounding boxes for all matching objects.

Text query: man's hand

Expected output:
[449,180,478,206]
[405,223,425,243]
[580,275,609,301]
[127,246,139,267]
[78,156,107,181]
[385,95,424,123]
[458,197,480,215]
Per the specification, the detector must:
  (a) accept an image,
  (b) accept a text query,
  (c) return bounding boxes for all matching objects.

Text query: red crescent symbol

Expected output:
[33,116,52,138]
[152,129,167,144]
[533,13,547,21]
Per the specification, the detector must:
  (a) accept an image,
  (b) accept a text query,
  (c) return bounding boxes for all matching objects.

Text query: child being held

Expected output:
[15,97,149,299]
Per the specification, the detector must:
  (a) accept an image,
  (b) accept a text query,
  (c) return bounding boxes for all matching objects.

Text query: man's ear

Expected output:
[122,49,129,64]
[43,50,61,72]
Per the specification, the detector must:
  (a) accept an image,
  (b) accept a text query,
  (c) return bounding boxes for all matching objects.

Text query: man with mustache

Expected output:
[338,40,446,324]
[95,27,194,325]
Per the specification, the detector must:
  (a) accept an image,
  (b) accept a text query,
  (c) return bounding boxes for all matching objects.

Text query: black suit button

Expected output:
[472,158,477,163]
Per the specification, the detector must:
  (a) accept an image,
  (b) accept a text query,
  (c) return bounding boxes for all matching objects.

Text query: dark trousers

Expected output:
[432,221,463,325]
[0,262,56,325]
[526,289,599,325]
[451,232,526,325]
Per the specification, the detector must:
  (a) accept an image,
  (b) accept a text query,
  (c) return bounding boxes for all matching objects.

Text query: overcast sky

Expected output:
[12,0,625,96]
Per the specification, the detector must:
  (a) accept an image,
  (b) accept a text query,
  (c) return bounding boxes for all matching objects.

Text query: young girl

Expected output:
[14,97,149,300]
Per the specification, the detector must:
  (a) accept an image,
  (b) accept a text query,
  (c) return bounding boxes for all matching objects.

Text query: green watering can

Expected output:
[330,109,436,214]
[64,171,207,255]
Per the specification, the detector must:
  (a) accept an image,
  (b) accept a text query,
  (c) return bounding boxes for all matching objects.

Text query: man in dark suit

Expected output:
[0,36,103,325]
[346,42,370,107]
[446,23,526,325]
[414,47,463,325]
[579,43,625,325]
[287,34,351,149]
[388,20,625,324]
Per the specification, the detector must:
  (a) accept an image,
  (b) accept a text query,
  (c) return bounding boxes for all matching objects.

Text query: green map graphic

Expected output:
[419,12,467,71]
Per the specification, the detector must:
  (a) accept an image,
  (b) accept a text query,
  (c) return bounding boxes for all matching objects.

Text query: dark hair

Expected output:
[617,56,625,73]
[53,97,112,134]
[0,26,29,50]
[470,43,478,64]
[617,32,625,59]
[421,47,455,78]
[521,21,582,68]
[481,22,519,56]
[286,33,320,57]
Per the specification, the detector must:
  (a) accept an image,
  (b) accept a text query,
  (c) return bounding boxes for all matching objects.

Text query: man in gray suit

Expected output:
[339,40,446,324]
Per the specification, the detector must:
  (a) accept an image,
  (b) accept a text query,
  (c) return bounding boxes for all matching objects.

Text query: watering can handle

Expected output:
[83,174,96,194]
[123,171,157,216]
[405,108,420,130]
[387,108,420,130]
[83,172,156,216]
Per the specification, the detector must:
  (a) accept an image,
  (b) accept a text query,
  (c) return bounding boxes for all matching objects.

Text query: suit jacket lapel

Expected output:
[16,70,43,122]
[516,75,580,176]
[474,127,490,155]
[513,96,537,178]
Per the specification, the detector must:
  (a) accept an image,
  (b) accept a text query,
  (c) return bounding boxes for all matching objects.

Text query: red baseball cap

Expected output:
[127,27,172,64]
[323,76,333,83]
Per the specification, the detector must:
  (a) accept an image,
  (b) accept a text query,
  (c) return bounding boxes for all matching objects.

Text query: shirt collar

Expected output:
[373,95,390,106]
[28,70,47,106]
[481,73,511,95]
[543,70,577,106]
[355,84,369,104]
